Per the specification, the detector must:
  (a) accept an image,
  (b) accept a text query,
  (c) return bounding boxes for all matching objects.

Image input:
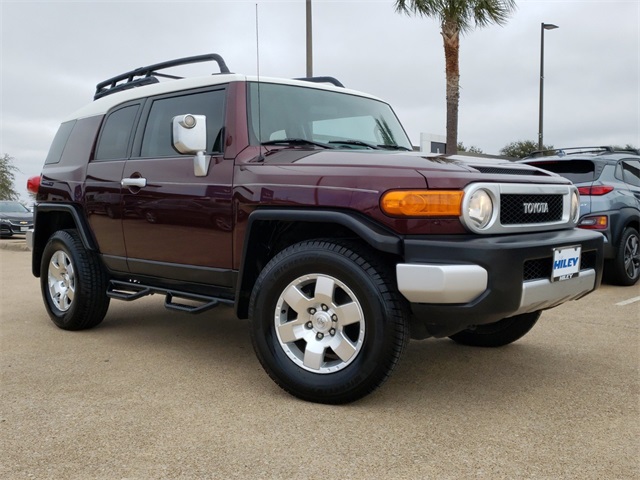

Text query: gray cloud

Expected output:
[1,0,638,200]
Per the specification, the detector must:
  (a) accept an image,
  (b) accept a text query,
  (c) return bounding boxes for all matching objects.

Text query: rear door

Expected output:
[121,86,234,286]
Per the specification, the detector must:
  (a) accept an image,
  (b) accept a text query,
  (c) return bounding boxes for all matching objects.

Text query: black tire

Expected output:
[609,227,640,286]
[40,229,110,330]
[249,240,409,404]
[448,311,541,348]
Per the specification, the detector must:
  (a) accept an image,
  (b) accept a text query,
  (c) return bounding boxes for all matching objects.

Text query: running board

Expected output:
[107,280,233,314]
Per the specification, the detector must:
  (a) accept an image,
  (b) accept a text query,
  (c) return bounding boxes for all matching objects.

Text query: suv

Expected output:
[522,147,640,286]
[28,54,604,404]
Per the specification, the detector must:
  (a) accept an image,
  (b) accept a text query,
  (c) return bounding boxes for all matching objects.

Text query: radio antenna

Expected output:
[255,3,264,161]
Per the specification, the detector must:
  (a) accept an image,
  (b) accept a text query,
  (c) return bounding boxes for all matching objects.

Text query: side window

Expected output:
[45,120,76,164]
[140,89,225,158]
[95,104,139,160]
[622,160,640,187]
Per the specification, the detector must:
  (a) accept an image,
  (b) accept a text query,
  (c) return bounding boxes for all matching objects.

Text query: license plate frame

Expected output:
[552,245,581,282]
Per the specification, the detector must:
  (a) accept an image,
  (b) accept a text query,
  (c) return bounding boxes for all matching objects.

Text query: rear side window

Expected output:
[528,160,597,183]
[95,104,140,160]
[140,89,225,158]
[45,120,76,165]
[622,160,640,187]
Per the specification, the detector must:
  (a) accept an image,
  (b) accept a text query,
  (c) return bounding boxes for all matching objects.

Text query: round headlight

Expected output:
[468,189,493,229]
[571,190,580,223]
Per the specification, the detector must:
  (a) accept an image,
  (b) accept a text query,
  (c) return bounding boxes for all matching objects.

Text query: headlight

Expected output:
[571,190,580,223]
[467,189,493,229]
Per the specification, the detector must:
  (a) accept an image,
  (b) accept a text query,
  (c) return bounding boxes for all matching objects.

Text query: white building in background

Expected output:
[420,133,447,154]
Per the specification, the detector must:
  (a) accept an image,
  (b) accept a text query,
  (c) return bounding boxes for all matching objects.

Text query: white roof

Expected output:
[64,74,382,121]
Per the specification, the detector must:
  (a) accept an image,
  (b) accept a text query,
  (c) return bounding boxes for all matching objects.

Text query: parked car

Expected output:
[522,147,640,286]
[27,54,604,404]
[0,201,34,237]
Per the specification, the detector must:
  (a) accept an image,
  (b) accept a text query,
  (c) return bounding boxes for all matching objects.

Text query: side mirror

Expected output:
[172,114,209,177]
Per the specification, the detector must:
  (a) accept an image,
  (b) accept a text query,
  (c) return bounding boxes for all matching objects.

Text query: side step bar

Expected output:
[107,280,233,314]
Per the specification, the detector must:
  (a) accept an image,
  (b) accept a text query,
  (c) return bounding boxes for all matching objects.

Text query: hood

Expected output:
[0,212,33,221]
[261,148,561,188]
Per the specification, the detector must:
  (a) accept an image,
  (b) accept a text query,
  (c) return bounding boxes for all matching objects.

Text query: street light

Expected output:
[538,22,559,151]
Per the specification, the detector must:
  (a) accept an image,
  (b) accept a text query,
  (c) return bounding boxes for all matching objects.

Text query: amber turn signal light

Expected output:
[380,190,463,217]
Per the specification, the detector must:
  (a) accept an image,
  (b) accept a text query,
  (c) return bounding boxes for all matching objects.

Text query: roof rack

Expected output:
[94,53,230,100]
[294,76,345,88]
[527,146,634,158]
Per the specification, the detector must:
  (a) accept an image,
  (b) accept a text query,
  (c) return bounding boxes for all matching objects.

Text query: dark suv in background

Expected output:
[522,147,640,286]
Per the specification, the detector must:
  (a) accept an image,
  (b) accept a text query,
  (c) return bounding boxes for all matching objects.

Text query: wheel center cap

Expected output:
[312,311,332,333]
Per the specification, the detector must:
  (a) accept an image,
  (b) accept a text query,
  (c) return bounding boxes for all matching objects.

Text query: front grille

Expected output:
[523,250,598,281]
[500,194,563,225]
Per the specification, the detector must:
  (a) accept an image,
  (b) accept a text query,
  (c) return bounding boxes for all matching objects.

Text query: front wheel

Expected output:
[40,230,110,330]
[448,311,541,348]
[249,240,409,404]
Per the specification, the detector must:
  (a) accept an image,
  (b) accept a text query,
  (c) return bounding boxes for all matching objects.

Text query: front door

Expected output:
[121,87,234,286]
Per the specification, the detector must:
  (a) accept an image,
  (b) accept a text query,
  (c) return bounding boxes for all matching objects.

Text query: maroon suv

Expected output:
[28,54,604,404]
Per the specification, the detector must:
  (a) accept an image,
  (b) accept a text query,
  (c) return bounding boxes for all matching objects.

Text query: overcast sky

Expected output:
[1,0,638,201]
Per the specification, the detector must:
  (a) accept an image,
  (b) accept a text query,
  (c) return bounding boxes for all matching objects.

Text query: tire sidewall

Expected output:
[40,231,84,329]
[614,227,639,286]
[251,243,400,401]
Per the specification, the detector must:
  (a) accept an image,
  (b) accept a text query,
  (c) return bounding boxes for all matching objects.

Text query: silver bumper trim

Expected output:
[396,264,488,304]
[510,269,596,317]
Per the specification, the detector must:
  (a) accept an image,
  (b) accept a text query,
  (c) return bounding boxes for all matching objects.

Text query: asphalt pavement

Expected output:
[1,241,638,479]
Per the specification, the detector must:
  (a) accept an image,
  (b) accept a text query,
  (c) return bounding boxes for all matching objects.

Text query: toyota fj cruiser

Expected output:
[28,54,604,404]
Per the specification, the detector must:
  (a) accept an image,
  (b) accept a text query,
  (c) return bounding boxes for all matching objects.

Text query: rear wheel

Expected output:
[448,311,541,348]
[249,240,409,404]
[40,230,110,330]
[609,227,639,286]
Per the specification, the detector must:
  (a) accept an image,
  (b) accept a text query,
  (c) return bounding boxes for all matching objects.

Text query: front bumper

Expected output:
[0,222,33,236]
[397,228,604,338]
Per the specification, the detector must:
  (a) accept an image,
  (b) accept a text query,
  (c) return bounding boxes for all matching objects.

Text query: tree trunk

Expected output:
[442,20,460,155]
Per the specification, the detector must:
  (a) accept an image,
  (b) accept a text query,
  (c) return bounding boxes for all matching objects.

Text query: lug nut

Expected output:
[329,328,336,336]
[331,314,337,321]
[321,304,328,311]
[306,322,313,329]
[309,308,316,315]
[316,332,324,340]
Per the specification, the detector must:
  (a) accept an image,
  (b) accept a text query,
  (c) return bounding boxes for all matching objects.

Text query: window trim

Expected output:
[92,100,143,162]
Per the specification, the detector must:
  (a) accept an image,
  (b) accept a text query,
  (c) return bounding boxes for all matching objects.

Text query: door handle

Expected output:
[121,177,147,188]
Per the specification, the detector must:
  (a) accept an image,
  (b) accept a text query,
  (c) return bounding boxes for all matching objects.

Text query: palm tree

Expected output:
[395,0,517,154]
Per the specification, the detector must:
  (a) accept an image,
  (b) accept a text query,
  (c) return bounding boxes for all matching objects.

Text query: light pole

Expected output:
[538,22,559,151]
[306,0,313,77]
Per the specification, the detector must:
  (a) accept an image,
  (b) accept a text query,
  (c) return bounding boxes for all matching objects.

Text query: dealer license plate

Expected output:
[552,245,581,282]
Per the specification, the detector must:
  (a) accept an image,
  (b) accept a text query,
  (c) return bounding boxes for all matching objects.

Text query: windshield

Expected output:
[248,82,412,151]
[0,202,30,213]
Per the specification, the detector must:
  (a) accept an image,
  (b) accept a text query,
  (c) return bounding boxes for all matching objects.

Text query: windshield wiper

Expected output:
[328,140,381,150]
[377,144,413,151]
[261,138,334,149]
